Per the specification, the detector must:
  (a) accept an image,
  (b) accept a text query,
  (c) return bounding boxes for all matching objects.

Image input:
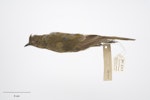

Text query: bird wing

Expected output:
[74,35,102,51]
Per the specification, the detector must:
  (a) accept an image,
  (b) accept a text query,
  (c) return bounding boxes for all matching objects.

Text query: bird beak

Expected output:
[24,43,30,47]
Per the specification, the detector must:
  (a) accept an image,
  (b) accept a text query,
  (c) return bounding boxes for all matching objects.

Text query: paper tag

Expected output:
[103,44,112,81]
[114,54,125,71]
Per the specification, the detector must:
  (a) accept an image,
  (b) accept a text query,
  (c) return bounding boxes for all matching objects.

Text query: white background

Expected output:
[0,0,150,100]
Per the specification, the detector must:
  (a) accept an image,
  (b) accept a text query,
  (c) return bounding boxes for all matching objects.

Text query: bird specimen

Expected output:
[25,32,135,53]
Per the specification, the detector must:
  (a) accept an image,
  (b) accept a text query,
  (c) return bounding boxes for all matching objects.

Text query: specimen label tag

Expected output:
[103,44,112,81]
[114,54,125,71]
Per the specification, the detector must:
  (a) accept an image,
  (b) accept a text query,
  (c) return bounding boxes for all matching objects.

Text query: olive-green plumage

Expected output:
[25,32,135,53]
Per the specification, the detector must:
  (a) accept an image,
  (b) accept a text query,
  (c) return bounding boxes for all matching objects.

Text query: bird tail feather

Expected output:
[100,36,135,41]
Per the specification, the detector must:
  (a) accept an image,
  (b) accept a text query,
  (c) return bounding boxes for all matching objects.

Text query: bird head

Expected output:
[25,34,44,48]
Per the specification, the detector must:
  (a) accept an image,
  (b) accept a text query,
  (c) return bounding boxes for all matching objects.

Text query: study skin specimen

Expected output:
[25,32,135,53]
